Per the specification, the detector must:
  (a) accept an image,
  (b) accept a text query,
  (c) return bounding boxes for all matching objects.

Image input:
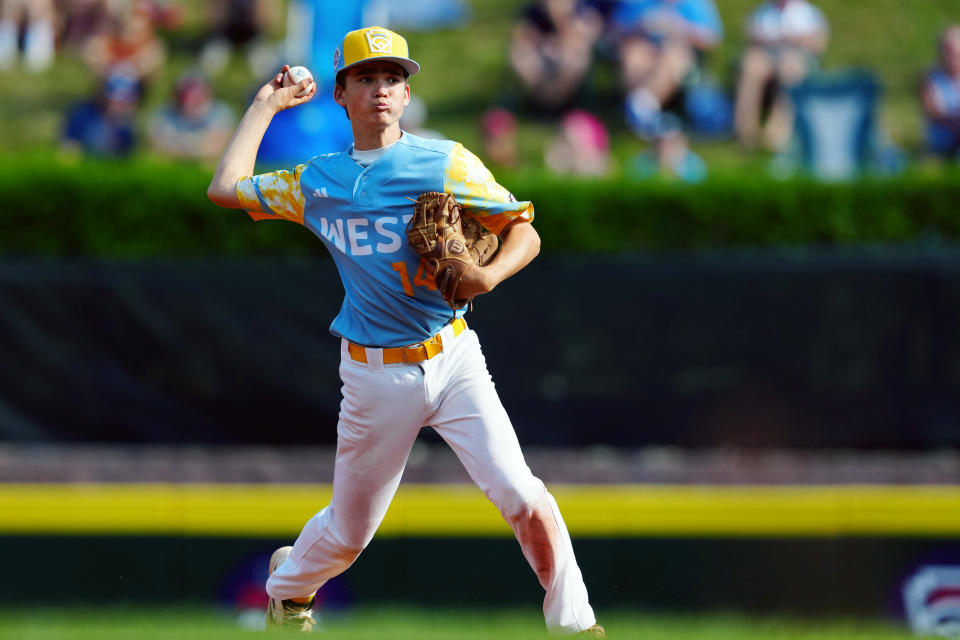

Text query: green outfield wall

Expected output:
[2,252,959,448]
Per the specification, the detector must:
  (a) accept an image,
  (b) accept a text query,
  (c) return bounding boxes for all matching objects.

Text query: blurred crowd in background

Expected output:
[3,0,257,161]
[496,0,956,181]
[1,0,958,182]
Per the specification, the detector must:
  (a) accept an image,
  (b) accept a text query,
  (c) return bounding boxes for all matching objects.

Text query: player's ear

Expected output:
[333,84,350,119]
[402,84,410,107]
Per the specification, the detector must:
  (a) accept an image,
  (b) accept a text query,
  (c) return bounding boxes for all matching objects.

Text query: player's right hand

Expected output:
[254,65,316,113]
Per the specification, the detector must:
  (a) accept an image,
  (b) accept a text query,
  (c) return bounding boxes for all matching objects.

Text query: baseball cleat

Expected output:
[579,623,606,637]
[266,546,317,631]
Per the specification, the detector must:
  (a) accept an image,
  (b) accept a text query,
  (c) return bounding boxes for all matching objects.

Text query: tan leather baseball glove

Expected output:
[406,192,499,311]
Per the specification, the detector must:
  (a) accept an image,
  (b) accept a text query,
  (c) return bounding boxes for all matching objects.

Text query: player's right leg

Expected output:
[426,329,598,635]
[266,546,317,630]
[265,341,430,614]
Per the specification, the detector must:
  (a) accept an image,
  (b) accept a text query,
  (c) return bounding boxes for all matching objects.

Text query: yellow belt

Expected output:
[348,317,467,364]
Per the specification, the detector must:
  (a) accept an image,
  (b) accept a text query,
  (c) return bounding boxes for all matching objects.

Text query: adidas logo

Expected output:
[313,187,329,198]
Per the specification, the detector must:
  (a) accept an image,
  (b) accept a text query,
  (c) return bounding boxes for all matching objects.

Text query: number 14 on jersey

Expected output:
[392,260,436,296]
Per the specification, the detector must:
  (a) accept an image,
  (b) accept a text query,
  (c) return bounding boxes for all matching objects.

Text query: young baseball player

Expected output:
[207,26,603,637]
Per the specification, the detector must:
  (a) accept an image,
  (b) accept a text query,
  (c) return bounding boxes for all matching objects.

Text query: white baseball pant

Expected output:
[266,324,597,634]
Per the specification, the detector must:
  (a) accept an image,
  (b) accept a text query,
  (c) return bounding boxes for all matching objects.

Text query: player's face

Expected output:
[335,62,410,130]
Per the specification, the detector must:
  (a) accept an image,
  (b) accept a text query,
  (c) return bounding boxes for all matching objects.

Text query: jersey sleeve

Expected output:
[236,163,308,224]
[443,143,534,235]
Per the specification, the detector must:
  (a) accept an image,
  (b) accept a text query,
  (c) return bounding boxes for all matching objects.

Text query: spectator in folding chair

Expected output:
[734,0,828,151]
[921,25,960,162]
[784,70,886,181]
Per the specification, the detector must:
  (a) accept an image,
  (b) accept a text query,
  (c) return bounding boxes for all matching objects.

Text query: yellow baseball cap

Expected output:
[334,26,421,80]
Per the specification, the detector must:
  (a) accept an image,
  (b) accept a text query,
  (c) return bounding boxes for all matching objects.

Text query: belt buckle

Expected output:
[403,334,444,362]
[400,342,421,363]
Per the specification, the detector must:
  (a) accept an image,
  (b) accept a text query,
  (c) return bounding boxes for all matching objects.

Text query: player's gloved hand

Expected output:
[406,192,500,313]
[254,65,315,114]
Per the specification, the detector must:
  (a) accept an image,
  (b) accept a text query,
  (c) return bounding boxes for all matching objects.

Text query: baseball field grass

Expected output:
[0,606,919,640]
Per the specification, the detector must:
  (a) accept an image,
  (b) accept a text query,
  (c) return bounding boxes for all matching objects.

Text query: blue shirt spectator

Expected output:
[922,25,960,159]
[612,0,723,139]
[61,67,140,157]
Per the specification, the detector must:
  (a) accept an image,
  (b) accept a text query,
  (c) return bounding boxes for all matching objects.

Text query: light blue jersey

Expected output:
[237,132,534,347]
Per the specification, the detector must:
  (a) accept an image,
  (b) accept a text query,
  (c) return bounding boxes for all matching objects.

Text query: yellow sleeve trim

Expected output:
[237,177,262,214]
[237,165,308,225]
[444,143,533,235]
[445,143,514,206]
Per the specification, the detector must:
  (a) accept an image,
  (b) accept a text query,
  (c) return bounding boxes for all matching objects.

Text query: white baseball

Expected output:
[283,65,314,97]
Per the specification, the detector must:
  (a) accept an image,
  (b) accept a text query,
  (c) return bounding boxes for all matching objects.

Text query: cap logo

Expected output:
[365,29,392,54]
[333,47,341,70]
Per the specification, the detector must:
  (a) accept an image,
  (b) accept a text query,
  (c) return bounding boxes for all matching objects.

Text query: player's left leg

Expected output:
[266,344,432,602]
[424,329,597,635]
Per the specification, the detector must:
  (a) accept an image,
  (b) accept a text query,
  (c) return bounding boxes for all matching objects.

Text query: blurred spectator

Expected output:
[0,0,55,72]
[611,0,723,139]
[82,0,166,87]
[544,109,611,175]
[630,113,707,182]
[682,80,734,139]
[199,0,279,78]
[774,69,904,180]
[134,0,184,31]
[734,0,828,151]
[583,0,620,23]
[148,73,235,161]
[61,66,141,157]
[481,107,518,168]
[921,25,960,162]
[509,0,603,114]
[58,0,113,52]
